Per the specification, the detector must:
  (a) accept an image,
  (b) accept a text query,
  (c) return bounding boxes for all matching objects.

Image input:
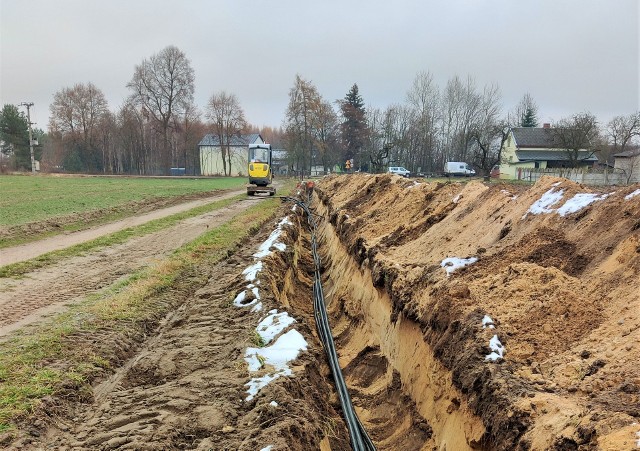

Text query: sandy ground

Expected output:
[2,175,639,450]
[312,174,640,450]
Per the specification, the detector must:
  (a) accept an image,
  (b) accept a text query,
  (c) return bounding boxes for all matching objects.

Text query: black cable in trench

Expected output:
[282,193,376,451]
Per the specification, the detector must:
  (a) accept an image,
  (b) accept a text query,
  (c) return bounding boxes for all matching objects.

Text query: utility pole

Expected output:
[20,102,36,173]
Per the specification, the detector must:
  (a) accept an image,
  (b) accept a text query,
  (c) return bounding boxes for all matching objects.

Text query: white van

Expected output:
[388,166,410,177]
[444,162,475,177]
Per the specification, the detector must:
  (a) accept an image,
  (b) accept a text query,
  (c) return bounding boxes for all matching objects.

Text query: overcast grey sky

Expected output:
[1,0,638,131]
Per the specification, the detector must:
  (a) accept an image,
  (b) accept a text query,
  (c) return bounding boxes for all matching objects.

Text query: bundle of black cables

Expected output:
[283,193,376,451]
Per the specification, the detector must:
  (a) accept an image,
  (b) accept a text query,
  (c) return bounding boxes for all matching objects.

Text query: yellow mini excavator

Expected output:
[247,143,276,196]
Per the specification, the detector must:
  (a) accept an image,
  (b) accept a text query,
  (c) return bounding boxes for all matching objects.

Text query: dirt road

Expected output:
[0,188,248,267]
[0,189,263,337]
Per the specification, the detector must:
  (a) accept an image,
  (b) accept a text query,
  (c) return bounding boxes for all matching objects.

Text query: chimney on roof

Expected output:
[543,123,551,128]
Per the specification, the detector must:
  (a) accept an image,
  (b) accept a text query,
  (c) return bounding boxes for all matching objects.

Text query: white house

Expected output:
[199,133,264,176]
[500,126,598,180]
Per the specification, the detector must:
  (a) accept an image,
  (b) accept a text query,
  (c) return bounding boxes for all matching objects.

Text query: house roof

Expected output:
[613,148,640,158]
[198,133,262,147]
[516,150,598,162]
[511,127,560,148]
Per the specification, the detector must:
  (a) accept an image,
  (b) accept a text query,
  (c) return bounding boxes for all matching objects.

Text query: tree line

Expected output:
[283,72,640,176]
[1,45,639,175]
[0,45,280,175]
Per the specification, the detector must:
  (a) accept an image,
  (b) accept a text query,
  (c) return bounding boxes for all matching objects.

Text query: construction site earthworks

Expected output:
[1,174,640,450]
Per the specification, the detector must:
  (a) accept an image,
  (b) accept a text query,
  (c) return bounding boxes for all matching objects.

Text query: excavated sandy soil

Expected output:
[310,174,640,450]
[3,174,639,450]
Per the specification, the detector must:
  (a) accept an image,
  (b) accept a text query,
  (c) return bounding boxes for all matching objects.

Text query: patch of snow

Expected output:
[485,334,505,361]
[256,310,296,345]
[233,290,246,306]
[525,188,613,218]
[482,315,495,329]
[625,189,640,200]
[453,194,461,203]
[243,261,263,282]
[246,373,281,401]
[552,181,562,187]
[245,329,308,401]
[501,189,517,200]
[251,286,261,300]
[270,401,278,407]
[260,446,273,451]
[441,257,478,275]
[253,217,291,258]
[556,193,610,216]
[250,302,263,313]
[523,187,565,218]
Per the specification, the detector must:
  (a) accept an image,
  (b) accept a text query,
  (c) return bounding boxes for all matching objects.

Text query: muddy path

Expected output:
[0,194,268,337]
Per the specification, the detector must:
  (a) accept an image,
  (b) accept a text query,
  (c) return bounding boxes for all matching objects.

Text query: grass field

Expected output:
[0,175,246,227]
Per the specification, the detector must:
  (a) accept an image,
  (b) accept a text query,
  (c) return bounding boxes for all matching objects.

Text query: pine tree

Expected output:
[521,107,539,127]
[340,84,368,167]
[0,104,30,170]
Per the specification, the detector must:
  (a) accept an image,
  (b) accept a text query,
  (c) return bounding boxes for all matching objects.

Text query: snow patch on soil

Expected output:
[525,187,611,218]
[625,188,640,200]
[234,217,308,402]
[524,187,565,217]
[556,193,610,216]
[485,334,505,361]
[253,217,292,258]
[441,256,478,275]
[482,315,495,329]
[256,309,297,345]
[244,329,308,401]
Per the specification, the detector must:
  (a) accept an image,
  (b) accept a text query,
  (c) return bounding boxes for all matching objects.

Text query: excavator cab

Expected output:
[247,143,276,196]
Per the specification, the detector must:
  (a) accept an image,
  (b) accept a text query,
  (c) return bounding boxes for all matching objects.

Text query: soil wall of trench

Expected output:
[274,174,640,450]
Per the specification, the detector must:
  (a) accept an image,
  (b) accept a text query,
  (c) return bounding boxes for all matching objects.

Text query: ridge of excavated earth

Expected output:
[311,174,640,450]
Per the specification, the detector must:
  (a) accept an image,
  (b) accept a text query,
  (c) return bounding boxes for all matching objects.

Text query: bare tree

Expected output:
[406,71,440,173]
[49,82,110,172]
[607,112,640,154]
[313,100,339,173]
[469,84,505,174]
[127,45,195,174]
[284,74,321,176]
[440,75,482,164]
[49,83,109,146]
[206,92,247,176]
[552,112,600,167]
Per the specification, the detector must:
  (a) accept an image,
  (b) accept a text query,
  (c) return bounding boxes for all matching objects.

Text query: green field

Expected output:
[0,175,246,227]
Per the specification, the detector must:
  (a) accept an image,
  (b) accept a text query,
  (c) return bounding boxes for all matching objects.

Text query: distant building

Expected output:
[612,147,640,183]
[199,133,264,176]
[500,126,598,180]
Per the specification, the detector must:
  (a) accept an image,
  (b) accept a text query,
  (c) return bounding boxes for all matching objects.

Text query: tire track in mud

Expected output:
[0,199,255,337]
